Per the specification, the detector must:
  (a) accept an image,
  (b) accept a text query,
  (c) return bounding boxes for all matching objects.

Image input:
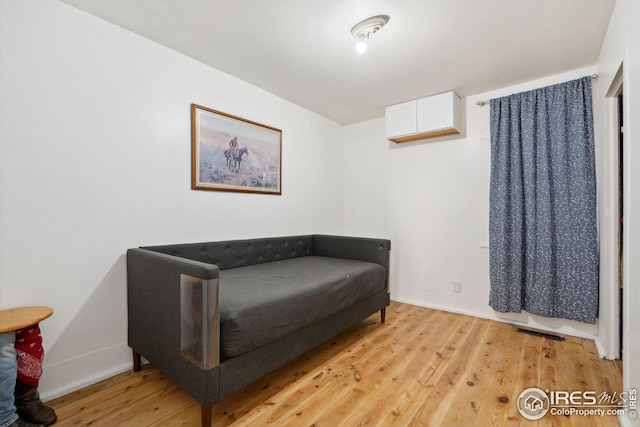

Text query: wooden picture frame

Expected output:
[191,104,282,194]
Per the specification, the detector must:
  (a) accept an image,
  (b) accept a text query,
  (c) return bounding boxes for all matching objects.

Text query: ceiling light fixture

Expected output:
[350,15,389,54]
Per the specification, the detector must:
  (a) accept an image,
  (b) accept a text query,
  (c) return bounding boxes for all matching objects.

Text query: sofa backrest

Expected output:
[142,235,313,270]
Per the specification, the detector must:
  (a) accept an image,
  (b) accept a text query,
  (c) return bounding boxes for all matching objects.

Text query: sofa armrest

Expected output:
[127,248,221,402]
[311,234,391,273]
[128,248,220,281]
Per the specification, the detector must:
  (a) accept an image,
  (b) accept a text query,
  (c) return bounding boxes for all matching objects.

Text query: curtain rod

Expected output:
[475,74,599,107]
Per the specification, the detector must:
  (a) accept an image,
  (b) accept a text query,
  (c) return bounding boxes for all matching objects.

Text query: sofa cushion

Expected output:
[219,256,385,358]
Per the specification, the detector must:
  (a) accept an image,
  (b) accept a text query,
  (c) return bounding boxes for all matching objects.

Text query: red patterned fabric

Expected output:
[15,324,44,386]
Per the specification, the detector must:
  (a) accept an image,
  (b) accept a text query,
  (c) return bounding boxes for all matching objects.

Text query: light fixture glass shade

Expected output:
[351,15,389,54]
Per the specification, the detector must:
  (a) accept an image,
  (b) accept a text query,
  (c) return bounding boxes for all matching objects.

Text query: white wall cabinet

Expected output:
[385,91,462,143]
[385,100,417,139]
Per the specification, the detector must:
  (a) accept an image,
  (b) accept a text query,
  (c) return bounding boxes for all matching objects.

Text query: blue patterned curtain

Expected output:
[489,76,598,323]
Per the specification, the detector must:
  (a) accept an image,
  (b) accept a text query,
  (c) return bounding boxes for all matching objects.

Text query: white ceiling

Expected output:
[58,0,615,125]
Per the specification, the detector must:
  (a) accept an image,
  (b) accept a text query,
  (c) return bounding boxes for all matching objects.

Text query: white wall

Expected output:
[344,67,603,341]
[597,1,640,425]
[0,0,345,399]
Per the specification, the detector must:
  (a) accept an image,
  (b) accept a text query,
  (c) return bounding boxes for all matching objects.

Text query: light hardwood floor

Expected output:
[48,301,624,426]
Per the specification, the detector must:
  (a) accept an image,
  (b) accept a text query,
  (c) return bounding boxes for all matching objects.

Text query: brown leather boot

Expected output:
[14,381,57,426]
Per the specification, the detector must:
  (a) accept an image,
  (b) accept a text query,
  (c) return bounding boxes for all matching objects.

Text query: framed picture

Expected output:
[191,104,282,194]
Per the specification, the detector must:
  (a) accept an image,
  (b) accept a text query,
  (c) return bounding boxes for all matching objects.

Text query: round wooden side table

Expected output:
[0,306,53,333]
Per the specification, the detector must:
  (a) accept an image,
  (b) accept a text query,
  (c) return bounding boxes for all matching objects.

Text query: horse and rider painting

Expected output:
[191,104,282,194]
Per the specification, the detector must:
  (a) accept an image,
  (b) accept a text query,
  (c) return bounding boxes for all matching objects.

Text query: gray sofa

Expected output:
[127,234,391,426]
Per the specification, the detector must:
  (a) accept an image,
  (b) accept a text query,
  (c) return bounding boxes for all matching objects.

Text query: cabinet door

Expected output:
[385,100,417,138]
[416,92,454,133]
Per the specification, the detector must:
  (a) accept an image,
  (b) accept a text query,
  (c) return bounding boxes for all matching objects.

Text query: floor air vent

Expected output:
[516,327,565,341]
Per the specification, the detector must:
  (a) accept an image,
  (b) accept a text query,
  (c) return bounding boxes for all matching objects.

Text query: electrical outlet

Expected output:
[453,281,462,294]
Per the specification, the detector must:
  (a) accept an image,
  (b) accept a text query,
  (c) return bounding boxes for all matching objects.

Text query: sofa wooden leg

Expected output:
[202,405,213,427]
[133,349,141,372]
[381,308,386,323]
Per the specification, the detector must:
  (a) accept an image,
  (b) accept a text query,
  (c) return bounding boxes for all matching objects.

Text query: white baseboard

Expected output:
[392,288,598,341]
[39,342,133,402]
[594,336,609,359]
